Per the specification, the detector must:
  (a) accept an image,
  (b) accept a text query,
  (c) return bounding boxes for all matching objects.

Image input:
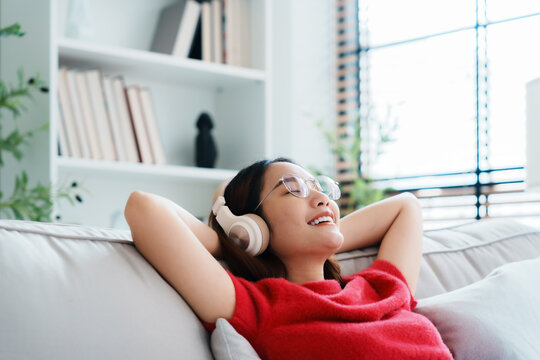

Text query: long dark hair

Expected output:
[208,157,344,286]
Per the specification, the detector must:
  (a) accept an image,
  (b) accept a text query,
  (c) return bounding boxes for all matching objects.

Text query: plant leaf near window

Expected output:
[0,23,80,222]
[310,111,396,215]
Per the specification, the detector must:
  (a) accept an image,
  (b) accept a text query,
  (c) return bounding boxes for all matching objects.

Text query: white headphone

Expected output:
[211,180,269,256]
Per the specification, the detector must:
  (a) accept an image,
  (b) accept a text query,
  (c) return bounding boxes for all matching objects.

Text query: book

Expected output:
[224,0,234,65]
[57,68,82,158]
[139,88,166,165]
[56,94,71,157]
[211,0,223,63]
[125,86,154,164]
[238,0,250,67]
[151,0,202,59]
[66,70,91,158]
[112,77,140,163]
[231,0,241,66]
[202,1,212,62]
[74,71,102,159]
[188,13,202,60]
[85,70,117,161]
[102,75,128,162]
[223,0,249,67]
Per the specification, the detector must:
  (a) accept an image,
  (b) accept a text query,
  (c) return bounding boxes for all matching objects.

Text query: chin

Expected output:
[322,232,344,252]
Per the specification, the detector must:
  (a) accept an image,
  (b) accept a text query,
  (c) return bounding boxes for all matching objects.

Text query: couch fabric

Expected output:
[1,218,540,360]
[336,219,540,299]
[415,257,540,360]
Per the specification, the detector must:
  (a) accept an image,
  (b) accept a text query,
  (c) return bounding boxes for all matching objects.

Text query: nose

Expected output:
[310,189,330,207]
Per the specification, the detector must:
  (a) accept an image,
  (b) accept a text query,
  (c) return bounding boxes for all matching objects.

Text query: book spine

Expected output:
[239,0,249,67]
[224,0,235,65]
[57,68,82,158]
[74,71,102,159]
[172,0,202,58]
[102,75,128,162]
[202,1,212,62]
[125,86,154,164]
[56,91,71,157]
[112,77,140,163]
[66,70,91,158]
[211,0,223,63]
[85,70,118,161]
[139,88,166,165]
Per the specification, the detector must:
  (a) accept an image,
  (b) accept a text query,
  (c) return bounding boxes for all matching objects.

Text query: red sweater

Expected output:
[204,259,453,360]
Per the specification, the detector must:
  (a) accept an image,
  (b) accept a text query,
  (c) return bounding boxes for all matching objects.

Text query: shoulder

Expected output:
[205,272,289,336]
[346,259,418,309]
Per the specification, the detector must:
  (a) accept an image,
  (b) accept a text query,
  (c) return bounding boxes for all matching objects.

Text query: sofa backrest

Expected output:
[0,220,214,360]
[336,219,540,298]
[1,218,539,359]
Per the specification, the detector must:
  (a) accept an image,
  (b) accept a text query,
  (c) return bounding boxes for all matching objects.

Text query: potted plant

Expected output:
[0,23,79,221]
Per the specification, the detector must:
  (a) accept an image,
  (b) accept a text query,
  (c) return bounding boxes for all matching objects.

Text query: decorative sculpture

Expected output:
[195,112,217,168]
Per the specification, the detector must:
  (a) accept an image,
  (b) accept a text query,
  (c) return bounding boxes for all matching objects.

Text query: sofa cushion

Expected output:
[336,219,540,298]
[211,318,261,360]
[0,220,213,360]
[415,256,540,360]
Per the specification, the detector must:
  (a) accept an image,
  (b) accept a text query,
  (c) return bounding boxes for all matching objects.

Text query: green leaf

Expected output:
[0,124,48,165]
[0,23,25,37]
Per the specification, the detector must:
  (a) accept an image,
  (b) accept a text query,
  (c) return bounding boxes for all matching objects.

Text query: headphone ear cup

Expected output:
[212,195,270,256]
[227,214,269,256]
[242,214,269,255]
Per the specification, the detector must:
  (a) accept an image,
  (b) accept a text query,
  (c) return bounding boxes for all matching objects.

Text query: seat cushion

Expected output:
[415,256,540,360]
[336,219,540,298]
[0,220,213,360]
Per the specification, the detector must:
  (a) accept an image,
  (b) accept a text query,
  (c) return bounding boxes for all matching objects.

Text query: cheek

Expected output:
[269,207,302,233]
[265,205,304,249]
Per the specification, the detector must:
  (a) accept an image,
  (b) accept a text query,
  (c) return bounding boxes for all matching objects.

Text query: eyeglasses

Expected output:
[254,173,341,211]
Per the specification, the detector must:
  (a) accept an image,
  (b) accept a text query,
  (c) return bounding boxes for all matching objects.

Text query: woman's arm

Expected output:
[124,190,235,322]
[338,192,423,294]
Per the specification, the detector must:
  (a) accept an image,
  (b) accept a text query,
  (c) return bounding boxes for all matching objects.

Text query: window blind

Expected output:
[335,0,360,214]
[334,0,540,227]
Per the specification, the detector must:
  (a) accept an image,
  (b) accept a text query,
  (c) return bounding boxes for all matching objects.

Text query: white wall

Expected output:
[271,0,336,176]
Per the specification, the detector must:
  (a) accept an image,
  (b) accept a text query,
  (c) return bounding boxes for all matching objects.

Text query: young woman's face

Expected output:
[259,162,344,261]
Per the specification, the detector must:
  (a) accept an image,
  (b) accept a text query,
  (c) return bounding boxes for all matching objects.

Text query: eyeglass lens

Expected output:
[282,174,340,200]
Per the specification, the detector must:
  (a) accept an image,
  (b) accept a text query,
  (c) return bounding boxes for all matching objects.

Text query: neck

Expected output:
[284,257,327,284]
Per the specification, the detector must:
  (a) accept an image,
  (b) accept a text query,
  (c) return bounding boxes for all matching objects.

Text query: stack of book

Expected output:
[150,0,250,67]
[57,67,166,165]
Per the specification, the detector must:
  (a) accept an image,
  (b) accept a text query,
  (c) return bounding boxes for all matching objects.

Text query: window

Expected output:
[336,0,540,228]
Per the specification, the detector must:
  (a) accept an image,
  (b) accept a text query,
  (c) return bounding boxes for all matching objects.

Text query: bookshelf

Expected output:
[0,0,272,228]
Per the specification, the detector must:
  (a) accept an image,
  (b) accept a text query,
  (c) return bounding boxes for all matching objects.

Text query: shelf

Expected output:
[56,157,238,182]
[57,37,266,89]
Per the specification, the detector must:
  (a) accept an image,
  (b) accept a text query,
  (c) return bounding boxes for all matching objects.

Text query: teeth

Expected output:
[309,216,333,225]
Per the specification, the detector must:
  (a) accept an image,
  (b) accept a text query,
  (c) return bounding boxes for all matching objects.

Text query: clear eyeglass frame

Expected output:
[254,173,340,211]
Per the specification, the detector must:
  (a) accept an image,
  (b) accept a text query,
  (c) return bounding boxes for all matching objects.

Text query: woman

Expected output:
[125,157,453,359]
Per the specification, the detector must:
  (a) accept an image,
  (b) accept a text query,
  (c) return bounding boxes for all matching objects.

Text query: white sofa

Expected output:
[1,218,540,359]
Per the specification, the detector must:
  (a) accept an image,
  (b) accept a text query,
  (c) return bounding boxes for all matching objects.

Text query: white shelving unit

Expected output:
[0,0,273,228]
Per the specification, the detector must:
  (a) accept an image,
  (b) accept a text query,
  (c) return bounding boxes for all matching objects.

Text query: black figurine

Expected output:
[195,112,218,168]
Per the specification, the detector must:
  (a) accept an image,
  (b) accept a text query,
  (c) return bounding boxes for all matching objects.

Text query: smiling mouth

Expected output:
[308,216,335,226]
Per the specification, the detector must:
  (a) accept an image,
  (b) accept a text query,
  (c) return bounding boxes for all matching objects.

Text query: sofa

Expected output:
[1,218,540,360]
